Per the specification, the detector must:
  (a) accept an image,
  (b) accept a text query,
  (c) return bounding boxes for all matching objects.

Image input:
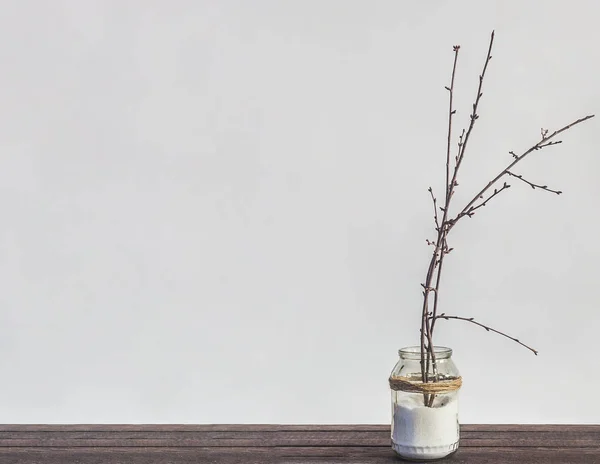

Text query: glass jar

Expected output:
[389,346,461,460]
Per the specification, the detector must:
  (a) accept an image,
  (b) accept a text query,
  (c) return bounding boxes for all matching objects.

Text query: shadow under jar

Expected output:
[389,346,462,461]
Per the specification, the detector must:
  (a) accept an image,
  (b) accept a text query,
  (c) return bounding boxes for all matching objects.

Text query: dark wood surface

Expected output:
[0,424,598,463]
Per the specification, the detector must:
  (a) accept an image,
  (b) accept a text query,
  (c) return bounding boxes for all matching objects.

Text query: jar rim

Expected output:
[398,346,453,359]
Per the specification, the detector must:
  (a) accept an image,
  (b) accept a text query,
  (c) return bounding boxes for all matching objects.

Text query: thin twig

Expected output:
[445,46,460,200]
[454,182,511,221]
[431,314,538,355]
[428,187,440,232]
[506,171,562,195]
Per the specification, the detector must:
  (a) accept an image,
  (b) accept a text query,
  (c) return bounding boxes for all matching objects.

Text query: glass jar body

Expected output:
[389,346,461,461]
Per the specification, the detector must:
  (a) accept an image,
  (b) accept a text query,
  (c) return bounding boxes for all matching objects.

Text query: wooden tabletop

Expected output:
[0,424,598,463]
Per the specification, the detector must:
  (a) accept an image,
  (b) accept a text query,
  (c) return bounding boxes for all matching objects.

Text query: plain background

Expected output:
[0,0,598,424]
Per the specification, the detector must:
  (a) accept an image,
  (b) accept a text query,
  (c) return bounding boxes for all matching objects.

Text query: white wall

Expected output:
[0,0,598,424]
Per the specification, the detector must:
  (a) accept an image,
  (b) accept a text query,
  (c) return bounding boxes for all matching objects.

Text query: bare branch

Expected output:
[451,114,594,229]
[425,33,494,376]
[506,171,562,195]
[431,314,538,355]
[452,31,494,177]
[420,41,470,388]
[418,31,593,400]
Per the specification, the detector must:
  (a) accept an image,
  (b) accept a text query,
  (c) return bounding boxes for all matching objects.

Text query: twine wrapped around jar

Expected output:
[389,376,462,394]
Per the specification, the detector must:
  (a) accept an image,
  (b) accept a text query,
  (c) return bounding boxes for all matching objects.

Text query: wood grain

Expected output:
[0,425,597,463]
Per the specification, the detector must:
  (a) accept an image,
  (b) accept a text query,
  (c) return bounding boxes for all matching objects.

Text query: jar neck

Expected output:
[398,346,452,360]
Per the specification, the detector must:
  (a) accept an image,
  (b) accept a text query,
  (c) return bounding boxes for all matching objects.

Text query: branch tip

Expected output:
[431,315,538,355]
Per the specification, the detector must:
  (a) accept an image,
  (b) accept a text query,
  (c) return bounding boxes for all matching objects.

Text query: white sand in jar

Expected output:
[392,395,459,450]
